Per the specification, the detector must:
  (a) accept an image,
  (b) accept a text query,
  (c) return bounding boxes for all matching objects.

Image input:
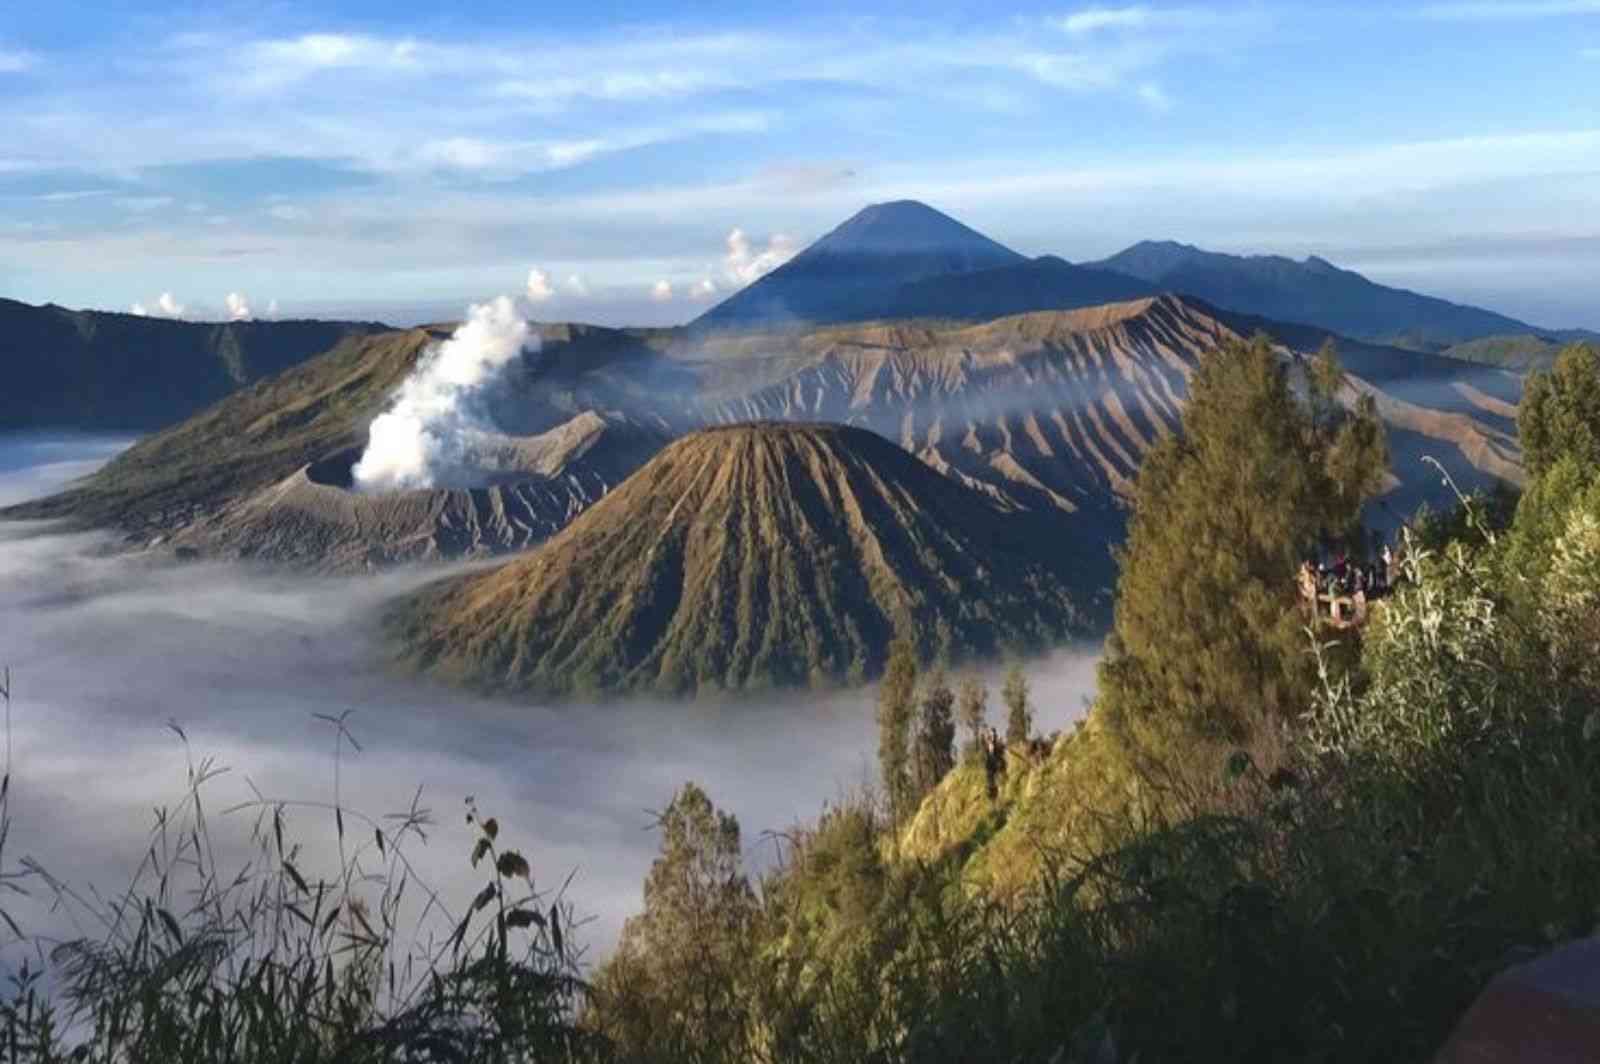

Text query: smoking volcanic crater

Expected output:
[171,411,665,572]
[387,420,1097,700]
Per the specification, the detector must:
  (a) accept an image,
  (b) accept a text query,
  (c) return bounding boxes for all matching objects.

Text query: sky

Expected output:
[1,1,1597,328]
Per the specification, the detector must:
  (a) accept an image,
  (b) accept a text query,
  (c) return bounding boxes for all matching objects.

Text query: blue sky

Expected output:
[1,1,1597,327]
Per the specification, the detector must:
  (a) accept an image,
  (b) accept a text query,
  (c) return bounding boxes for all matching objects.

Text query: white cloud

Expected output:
[115,196,174,212]
[267,204,307,221]
[494,70,729,105]
[1137,82,1173,112]
[689,278,718,300]
[36,189,112,202]
[131,292,186,318]
[564,274,590,297]
[525,268,556,303]
[724,227,797,286]
[1056,6,1156,34]
[1422,1,1600,17]
[266,298,280,318]
[649,279,674,302]
[0,48,36,73]
[224,292,253,320]
[237,33,423,91]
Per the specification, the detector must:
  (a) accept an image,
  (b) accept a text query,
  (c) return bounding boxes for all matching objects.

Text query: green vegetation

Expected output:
[572,339,1600,1062]
[1441,331,1568,370]
[0,710,596,1062]
[8,339,1600,1060]
[1100,335,1386,745]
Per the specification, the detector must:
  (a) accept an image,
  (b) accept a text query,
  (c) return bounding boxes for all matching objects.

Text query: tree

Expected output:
[957,676,988,761]
[1306,338,1346,437]
[1002,664,1032,746]
[877,638,918,823]
[913,669,957,799]
[1519,343,1600,478]
[596,782,756,1057]
[1099,334,1388,743]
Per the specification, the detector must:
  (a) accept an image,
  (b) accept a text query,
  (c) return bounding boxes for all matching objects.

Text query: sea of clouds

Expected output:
[0,436,1101,963]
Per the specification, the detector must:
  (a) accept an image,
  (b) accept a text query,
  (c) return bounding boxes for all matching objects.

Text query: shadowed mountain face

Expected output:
[0,298,389,430]
[1089,241,1535,351]
[5,295,1523,578]
[388,422,1091,697]
[693,200,1026,327]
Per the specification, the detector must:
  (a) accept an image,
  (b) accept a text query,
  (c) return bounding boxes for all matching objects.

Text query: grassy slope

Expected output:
[390,423,1093,697]
[2,328,438,533]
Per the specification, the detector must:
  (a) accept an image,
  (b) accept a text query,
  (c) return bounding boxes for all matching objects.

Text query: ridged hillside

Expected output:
[0,297,387,430]
[390,422,1091,697]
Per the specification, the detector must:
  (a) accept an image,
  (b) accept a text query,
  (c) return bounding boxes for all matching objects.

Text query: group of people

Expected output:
[1298,542,1404,626]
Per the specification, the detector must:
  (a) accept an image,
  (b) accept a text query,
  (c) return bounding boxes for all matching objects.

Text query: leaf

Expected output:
[321,905,342,936]
[496,851,530,881]
[375,828,385,857]
[472,883,497,914]
[471,838,491,869]
[1224,750,1253,784]
[551,904,563,959]
[481,817,499,841]
[283,861,309,894]
[505,908,544,930]
[157,907,183,945]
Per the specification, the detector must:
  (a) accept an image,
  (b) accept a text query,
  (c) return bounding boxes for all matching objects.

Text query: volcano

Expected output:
[388,421,1093,698]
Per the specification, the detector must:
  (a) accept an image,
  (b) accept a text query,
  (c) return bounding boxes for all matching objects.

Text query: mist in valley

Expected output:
[0,435,1102,962]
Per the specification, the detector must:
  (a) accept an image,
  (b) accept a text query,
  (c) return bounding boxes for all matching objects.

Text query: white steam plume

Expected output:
[564,274,589,297]
[224,292,254,320]
[350,295,537,493]
[724,227,796,286]
[131,292,187,318]
[526,268,555,303]
[650,279,674,302]
[689,277,718,300]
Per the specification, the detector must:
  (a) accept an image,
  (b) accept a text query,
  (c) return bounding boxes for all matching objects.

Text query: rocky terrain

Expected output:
[388,422,1092,697]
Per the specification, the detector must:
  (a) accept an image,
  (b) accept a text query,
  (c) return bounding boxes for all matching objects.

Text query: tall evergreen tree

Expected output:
[1002,664,1032,746]
[876,638,918,823]
[599,782,756,1056]
[1520,343,1600,478]
[1099,334,1388,743]
[957,676,988,761]
[913,669,957,799]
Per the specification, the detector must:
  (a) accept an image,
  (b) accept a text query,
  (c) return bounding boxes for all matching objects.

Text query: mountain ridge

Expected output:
[1089,240,1536,350]
[0,297,390,431]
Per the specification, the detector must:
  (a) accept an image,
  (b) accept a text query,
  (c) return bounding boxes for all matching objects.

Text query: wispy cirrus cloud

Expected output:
[1420,1,1600,18]
[0,47,37,73]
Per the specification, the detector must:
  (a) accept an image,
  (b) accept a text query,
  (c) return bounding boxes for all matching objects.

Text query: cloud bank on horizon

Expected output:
[1,2,1598,329]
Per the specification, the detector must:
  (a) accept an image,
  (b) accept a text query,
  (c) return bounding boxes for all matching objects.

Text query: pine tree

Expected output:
[913,669,957,799]
[1002,663,1031,746]
[957,676,988,761]
[876,638,918,823]
[1520,343,1600,478]
[1099,334,1388,743]
[601,782,755,1055]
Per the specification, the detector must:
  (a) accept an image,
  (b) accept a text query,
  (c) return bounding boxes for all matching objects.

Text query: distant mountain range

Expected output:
[1087,241,1546,352]
[0,198,1565,695]
[694,200,1590,354]
[0,298,388,431]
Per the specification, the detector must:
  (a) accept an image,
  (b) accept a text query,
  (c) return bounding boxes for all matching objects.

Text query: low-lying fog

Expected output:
[0,435,1102,964]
